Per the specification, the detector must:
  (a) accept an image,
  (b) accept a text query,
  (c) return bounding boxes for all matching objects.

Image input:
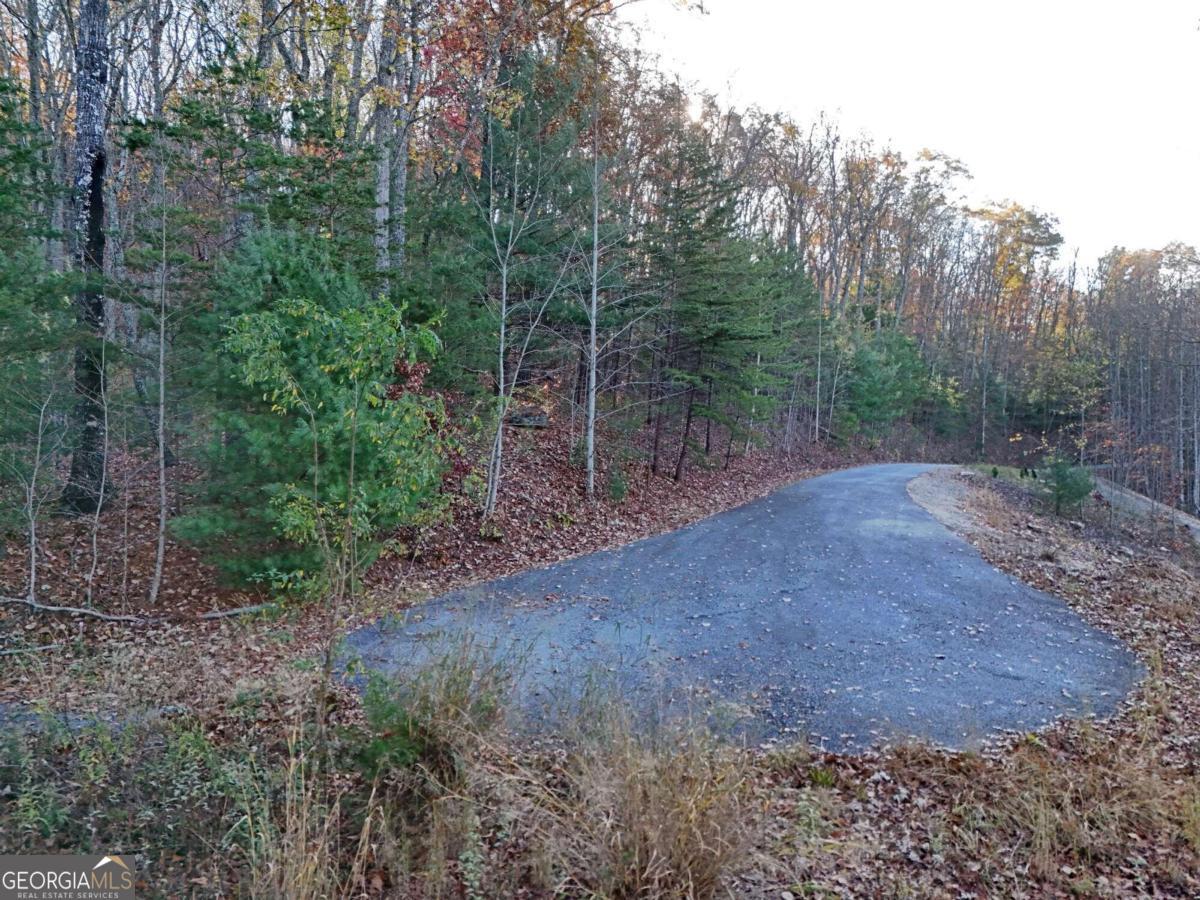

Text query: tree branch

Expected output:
[1,595,277,624]
[2,594,145,623]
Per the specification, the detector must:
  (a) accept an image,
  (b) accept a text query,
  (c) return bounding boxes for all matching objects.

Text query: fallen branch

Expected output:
[0,643,63,656]
[1,595,146,623]
[198,602,276,620]
[1,595,277,625]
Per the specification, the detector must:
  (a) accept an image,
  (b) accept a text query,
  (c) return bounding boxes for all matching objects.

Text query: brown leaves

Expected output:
[0,450,256,622]
[8,433,1198,895]
[369,422,847,606]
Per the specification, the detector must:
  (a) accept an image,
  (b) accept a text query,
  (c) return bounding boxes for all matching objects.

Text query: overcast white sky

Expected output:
[623,0,1199,265]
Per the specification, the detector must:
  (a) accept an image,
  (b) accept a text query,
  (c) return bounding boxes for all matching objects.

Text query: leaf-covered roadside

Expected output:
[2,466,1197,897]
[734,470,1199,898]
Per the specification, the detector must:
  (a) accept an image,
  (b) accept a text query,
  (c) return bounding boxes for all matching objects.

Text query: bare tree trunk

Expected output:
[388,118,409,274]
[483,261,508,519]
[23,0,43,130]
[724,413,739,469]
[704,382,713,455]
[83,340,109,603]
[344,0,371,143]
[813,311,823,441]
[585,137,600,500]
[373,126,392,290]
[60,0,109,516]
[979,327,990,456]
[744,350,761,453]
[650,396,664,477]
[783,373,799,452]
[1193,342,1199,515]
[148,151,169,606]
[674,382,697,482]
[24,394,55,602]
[232,0,277,239]
[388,0,422,276]
[120,418,131,606]
[827,351,843,438]
[132,0,175,469]
[373,0,399,292]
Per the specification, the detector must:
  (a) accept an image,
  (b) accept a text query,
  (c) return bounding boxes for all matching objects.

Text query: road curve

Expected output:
[344,463,1140,750]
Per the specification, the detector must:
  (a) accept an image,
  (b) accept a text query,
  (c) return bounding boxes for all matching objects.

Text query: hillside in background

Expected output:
[1,2,1198,609]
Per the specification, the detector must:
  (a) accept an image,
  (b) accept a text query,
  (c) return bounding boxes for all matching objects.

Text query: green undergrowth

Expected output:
[0,641,758,899]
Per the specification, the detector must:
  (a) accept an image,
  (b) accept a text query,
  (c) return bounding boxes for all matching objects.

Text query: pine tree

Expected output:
[173,229,448,585]
[644,130,783,478]
[0,78,69,594]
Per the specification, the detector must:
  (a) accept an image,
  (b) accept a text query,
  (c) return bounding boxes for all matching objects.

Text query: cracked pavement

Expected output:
[344,463,1141,750]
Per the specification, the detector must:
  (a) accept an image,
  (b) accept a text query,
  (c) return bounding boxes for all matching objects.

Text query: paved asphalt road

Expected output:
[344,463,1141,750]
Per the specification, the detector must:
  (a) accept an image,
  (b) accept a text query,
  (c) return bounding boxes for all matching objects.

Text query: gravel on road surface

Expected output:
[344,463,1141,751]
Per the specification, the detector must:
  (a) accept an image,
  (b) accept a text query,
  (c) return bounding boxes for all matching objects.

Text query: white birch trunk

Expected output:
[585,143,600,500]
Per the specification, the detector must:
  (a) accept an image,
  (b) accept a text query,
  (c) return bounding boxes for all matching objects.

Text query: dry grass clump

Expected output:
[237,644,757,899]
[448,706,755,898]
[239,743,368,900]
[547,712,753,899]
[888,727,1200,892]
[988,738,1197,880]
[969,734,1195,888]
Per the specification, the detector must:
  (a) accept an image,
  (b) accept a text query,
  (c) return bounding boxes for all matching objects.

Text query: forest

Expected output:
[1,0,1199,896]
[1,0,1197,600]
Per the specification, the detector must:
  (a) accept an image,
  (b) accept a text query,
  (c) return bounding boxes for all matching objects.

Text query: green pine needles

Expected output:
[1043,452,1093,517]
[174,229,449,594]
